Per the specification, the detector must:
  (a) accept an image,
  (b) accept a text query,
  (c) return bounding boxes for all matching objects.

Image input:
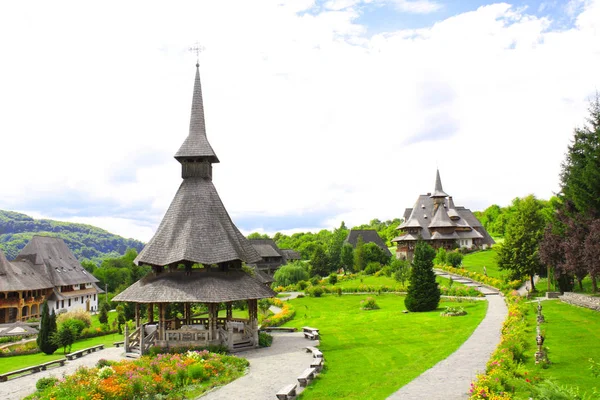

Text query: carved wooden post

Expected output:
[226,302,232,320]
[148,303,154,323]
[124,324,129,352]
[135,303,140,328]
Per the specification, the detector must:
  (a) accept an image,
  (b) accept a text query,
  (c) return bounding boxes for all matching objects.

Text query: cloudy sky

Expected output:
[1,0,599,242]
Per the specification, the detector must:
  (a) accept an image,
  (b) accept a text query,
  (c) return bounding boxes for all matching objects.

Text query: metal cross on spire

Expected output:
[189,42,205,66]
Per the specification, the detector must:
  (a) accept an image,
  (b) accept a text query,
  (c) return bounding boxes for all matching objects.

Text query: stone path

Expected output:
[387,272,507,400]
[0,347,128,400]
[200,332,314,399]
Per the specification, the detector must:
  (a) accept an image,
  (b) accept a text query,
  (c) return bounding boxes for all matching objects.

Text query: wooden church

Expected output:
[392,170,495,260]
[113,61,275,354]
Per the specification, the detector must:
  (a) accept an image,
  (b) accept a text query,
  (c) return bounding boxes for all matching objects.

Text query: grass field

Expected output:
[525,300,600,395]
[330,274,468,290]
[460,248,508,280]
[281,294,487,399]
[0,333,122,374]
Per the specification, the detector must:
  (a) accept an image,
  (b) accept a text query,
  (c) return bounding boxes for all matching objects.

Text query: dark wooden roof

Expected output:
[430,169,449,198]
[252,268,275,284]
[0,249,53,292]
[429,206,455,228]
[248,239,284,259]
[15,236,99,287]
[0,322,39,337]
[134,178,261,267]
[174,65,219,163]
[345,229,393,257]
[112,269,275,303]
[281,249,301,261]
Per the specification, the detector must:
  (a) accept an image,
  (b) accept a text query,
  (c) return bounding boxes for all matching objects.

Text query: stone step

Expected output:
[125,352,140,358]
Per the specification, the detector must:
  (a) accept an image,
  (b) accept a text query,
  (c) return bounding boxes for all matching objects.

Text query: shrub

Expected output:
[440,306,467,316]
[259,332,273,347]
[188,363,208,381]
[36,377,58,392]
[61,318,86,337]
[435,247,448,265]
[328,273,338,285]
[96,358,113,368]
[56,309,92,328]
[364,261,381,275]
[297,280,309,290]
[261,298,296,328]
[361,297,380,310]
[447,251,464,268]
[309,286,324,297]
[309,275,322,286]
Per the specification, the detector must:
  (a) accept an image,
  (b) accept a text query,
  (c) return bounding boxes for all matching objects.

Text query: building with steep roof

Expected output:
[345,229,393,258]
[1,236,102,323]
[114,62,275,354]
[248,238,286,274]
[392,170,495,260]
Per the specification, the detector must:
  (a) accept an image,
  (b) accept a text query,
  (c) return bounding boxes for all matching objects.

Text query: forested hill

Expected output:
[0,210,145,264]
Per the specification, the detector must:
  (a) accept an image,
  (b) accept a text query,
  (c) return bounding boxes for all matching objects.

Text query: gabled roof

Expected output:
[345,229,392,257]
[248,239,284,259]
[15,236,99,287]
[112,269,275,303]
[0,322,39,337]
[281,249,301,261]
[175,64,219,163]
[431,231,460,240]
[0,249,53,291]
[430,169,449,198]
[134,178,261,267]
[252,268,275,284]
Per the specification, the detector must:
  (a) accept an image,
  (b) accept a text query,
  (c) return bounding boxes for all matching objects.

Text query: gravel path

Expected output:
[0,347,128,400]
[199,332,314,399]
[387,274,507,400]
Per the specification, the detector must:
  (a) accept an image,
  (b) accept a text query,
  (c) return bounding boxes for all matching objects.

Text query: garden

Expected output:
[24,349,248,400]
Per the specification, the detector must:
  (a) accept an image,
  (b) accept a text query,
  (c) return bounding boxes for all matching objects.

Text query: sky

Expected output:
[1,0,599,242]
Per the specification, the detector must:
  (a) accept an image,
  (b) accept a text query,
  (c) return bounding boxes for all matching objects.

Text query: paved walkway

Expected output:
[200,332,314,399]
[387,273,507,400]
[0,347,128,400]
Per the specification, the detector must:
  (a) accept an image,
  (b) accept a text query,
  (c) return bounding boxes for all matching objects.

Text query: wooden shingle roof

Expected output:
[248,239,284,259]
[0,249,53,292]
[112,269,275,303]
[15,236,99,287]
[430,169,449,198]
[134,178,261,267]
[174,64,219,163]
[345,229,393,257]
[281,249,301,261]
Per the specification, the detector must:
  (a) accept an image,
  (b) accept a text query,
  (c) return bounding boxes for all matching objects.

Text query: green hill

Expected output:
[0,210,145,264]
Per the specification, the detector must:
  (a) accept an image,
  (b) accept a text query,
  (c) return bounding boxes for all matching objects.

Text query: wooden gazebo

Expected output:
[113,62,275,355]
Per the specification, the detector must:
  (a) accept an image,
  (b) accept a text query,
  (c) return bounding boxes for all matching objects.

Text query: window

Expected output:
[81,296,83,303]
[61,300,64,308]
[93,294,96,301]
[68,299,71,307]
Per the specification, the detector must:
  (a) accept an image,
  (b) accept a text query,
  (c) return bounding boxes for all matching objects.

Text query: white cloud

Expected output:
[0,0,599,241]
[388,0,442,14]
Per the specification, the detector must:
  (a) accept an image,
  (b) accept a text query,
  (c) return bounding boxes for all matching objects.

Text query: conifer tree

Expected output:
[404,240,440,312]
[37,302,58,355]
[98,301,110,325]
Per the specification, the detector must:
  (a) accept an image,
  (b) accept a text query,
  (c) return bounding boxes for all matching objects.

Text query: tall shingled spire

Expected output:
[430,169,449,198]
[175,64,219,179]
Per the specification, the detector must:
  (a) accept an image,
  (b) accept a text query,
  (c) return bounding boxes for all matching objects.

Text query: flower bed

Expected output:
[437,265,522,293]
[25,350,248,400]
[469,294,536,399]
[260,298,296,328]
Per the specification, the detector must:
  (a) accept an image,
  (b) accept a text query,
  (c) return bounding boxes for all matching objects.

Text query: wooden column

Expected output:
[147,303,154,323]
[226,303,232,320]
[158,303,165,341]
[135,303,140,328]
[248,299,258,347]
[185,303,191,326]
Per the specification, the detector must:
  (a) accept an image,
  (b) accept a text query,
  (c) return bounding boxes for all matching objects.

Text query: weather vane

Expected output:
[189,42,205,65]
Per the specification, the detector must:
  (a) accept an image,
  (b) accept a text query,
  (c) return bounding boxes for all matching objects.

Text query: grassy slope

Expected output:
[282,294,487,399]
[332,274,468,290]
[460,248,507,280]
[526,300,600,393]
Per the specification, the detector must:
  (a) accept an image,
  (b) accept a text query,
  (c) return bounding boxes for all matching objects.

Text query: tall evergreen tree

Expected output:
[404,240,440,312]
[340,243,354,273]
[37,302,58,355]
[354,235,366,272]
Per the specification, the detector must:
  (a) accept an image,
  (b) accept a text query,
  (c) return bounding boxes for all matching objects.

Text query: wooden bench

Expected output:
[297,367,316,387]
[113,341,125,348]
[0,365,42,382]
[261,327,296,333]
[40,358,67,370]
[276,383,297,400]
[310,357,323,372]
[66,344,104,360]
[302,326,319,340]
[305,346,323,359]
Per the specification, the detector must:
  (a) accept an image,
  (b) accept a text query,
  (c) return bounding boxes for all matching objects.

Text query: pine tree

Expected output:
[98,301,110,325]
[37,302,58,355]
[404,240,440,312]
[354,235,366,272]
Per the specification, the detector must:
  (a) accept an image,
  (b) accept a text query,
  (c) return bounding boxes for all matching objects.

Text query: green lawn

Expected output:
[0,333,122,374]
[526,300,600,395]
[89,310,119,330]
[331,274,468,290]
[461,248,507,280]
[281,294,488,399]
